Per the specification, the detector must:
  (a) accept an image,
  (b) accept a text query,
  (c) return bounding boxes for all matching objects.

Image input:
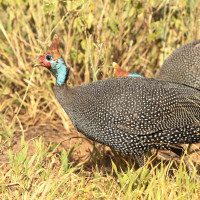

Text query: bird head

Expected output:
[113,62,143,78]
[37,35,69,86]
[113,62,130,77]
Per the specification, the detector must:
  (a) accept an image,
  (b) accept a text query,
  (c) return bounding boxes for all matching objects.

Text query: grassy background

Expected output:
[1,0,200,199]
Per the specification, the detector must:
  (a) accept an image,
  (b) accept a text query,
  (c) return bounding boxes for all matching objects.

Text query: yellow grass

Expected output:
[1,0,200,199]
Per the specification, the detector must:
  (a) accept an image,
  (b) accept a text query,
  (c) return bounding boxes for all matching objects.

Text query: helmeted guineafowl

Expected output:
[156,40,200,89]
[116,41,200,90]
[37,35,200,167]
[113,62,143,78]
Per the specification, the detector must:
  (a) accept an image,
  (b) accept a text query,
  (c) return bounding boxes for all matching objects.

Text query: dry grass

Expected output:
[1,0,200,199]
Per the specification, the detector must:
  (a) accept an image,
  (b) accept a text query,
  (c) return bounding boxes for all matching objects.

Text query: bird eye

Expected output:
[46,54,52,61]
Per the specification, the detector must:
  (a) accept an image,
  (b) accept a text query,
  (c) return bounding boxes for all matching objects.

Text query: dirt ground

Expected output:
[1,117,200,171]
[0,119,92,165]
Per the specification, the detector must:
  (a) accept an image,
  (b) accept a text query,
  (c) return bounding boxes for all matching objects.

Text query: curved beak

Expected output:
[33,55,45,67]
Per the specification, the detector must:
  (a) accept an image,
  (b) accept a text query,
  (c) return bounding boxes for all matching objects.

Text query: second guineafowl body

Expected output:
[37,35,200,167]
[116,41,200,90]
[156,40,200,89]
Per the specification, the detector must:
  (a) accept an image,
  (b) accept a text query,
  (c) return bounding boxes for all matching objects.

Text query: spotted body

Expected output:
[54,77,200,164]
[37,35,200,166]
[156,40,200,89]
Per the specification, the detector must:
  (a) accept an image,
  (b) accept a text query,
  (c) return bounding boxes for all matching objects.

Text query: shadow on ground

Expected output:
[1,118,200,174]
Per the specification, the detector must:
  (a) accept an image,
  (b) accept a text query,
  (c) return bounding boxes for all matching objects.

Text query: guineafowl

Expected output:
[114,62,143,78]
[37,35,200,167]
[156,40,200,89]
[115,41,200,90]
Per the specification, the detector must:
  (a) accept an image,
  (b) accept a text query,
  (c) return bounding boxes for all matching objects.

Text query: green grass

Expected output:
[1,137,200,199]
[1,0,200,199]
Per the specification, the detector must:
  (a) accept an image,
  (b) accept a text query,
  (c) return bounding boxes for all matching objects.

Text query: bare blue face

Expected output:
[38,53,68,86]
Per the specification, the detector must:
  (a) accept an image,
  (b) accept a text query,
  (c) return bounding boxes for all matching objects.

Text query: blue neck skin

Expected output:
[55,58,67,86]
[54,58,142,85]
[128,72,143,78]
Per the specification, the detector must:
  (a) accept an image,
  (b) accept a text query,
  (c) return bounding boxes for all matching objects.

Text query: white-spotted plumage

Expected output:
[156,40,200,89]
[38,35,200,167]
[53,76,200,166]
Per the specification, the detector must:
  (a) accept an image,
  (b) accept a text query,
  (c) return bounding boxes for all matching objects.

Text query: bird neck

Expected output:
[56,58,69,86]
[128,72,143,78]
